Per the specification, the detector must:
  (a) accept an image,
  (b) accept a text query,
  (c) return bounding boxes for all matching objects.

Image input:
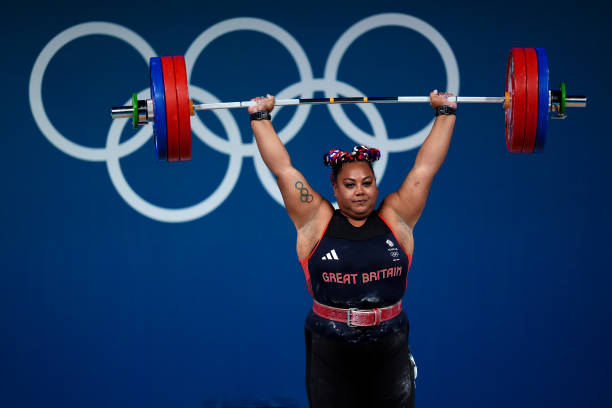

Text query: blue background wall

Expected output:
[2,0,610,407]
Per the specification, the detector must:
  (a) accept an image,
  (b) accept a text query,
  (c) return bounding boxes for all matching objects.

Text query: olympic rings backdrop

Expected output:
[2,1,610,407]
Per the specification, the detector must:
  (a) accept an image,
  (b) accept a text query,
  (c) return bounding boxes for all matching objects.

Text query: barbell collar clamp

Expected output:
[111,98,154,122]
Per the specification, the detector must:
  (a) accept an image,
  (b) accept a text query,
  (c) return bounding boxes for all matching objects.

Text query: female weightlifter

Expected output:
[249,90,457,408]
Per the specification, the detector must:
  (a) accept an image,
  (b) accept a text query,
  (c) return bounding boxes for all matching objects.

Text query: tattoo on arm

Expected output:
[294,181,314,203]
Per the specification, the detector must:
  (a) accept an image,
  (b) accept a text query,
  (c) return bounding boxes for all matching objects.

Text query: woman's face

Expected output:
[333,161,378,220]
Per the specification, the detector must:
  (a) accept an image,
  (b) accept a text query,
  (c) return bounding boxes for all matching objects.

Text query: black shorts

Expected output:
[305,321,415,408]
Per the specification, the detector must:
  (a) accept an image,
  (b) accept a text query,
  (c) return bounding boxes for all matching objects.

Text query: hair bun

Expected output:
[352,145,380,163]
[324,148,352,168]
[323,146,380,168]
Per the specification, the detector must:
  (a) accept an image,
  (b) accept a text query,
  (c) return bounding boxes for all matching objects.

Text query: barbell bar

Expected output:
[110,47,587,161]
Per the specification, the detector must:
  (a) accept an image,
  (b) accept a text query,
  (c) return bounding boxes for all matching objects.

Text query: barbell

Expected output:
[110,48,587,161]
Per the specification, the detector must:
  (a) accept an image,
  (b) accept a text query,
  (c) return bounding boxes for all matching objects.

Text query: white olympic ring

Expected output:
[29,22,157,162]
[185,17,315,157]
[324,13,459,151]
[29,14,460,223]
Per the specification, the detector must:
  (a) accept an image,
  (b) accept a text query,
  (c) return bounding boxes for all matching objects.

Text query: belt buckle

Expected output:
[347,308,382,327]
[347,308,359,327]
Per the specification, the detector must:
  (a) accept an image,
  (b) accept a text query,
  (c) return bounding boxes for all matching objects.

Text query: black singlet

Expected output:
[300,208,412,341]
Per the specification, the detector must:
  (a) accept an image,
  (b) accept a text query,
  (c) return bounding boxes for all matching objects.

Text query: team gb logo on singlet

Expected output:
[386,239,400,261]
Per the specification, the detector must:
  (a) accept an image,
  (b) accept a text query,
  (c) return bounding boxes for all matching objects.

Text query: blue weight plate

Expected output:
[150,57,168,160]
[535,48,549,152]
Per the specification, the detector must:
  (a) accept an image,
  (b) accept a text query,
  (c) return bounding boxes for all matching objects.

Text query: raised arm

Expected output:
[250,95,329,230]
[382,90,457,229]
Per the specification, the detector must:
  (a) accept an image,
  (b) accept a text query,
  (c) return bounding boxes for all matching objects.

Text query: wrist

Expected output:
[250,110,272,121]
[435,105,456,117]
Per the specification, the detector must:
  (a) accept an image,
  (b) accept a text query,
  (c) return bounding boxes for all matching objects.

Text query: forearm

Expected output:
[413,114,456,174]
[252,120,293,176]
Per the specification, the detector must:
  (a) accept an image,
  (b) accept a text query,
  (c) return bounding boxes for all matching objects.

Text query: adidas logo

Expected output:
[322,249,339,261]
[386,239,394,247]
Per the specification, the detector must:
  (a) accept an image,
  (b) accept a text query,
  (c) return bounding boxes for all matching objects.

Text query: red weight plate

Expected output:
[522,48,539,153]
[505,48,527,153]
[172,56,191,161]
[161,56,180,162]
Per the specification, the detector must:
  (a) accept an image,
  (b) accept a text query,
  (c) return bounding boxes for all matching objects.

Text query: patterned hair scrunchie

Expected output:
[323,145,381,168]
